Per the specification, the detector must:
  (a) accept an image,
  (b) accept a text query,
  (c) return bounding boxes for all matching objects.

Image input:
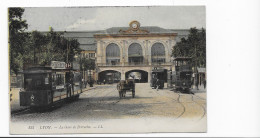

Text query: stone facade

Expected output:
[63,21,190,82]
[94,21,177,81]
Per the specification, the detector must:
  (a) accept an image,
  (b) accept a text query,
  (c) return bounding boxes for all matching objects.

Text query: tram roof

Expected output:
[173,57,192,61]
[21,66,73,74]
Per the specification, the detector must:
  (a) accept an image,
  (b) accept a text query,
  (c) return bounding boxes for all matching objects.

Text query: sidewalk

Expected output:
[10,86,96,113]
[190,84,207,93]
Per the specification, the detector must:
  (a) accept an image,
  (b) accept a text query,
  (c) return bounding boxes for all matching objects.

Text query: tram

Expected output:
[150,67,165,89]
[19,61,82,107]
[172,57,193,91]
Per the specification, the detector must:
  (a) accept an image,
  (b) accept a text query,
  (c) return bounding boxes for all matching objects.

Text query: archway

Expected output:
[125,70,148,83]
[106,43,120,65]
[98,70,121,84]
[128,43,143,65]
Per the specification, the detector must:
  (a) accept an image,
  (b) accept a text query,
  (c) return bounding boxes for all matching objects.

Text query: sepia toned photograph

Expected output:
[9,6,206,134]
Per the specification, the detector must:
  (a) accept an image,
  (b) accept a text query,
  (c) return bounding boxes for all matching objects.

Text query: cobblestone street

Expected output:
[10,83,206,133]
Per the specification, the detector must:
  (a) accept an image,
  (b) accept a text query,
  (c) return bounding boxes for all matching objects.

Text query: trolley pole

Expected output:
[195,43,198,90]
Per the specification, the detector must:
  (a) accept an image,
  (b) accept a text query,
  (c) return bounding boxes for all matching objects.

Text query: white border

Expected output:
[1,0,260,137]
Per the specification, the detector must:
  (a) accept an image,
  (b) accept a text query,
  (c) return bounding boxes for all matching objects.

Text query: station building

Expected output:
[64,20,190,83]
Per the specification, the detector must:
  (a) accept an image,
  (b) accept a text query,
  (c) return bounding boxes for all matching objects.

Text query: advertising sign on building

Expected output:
[51,61,66,69]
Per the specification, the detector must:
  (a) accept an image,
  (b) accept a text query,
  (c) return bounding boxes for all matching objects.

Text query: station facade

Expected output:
[64,20,190,83]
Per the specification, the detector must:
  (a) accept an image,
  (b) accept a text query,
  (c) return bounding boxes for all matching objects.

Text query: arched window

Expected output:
[151,43,165,63]
[106,43,120,65]
[128,43,143,64]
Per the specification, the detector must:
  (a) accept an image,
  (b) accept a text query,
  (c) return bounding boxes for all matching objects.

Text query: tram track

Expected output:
[11,108,31,116]
[153,89,205,120]
[83,85,120,107]
[175,93,186,120]
[191,94,206,120]
[153,89,185,119]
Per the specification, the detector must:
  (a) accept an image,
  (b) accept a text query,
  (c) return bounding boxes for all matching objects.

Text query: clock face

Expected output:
[132,23,138,29]
[129,20,140,30]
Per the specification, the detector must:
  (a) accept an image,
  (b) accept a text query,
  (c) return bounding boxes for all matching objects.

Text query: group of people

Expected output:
[193,78,206,90]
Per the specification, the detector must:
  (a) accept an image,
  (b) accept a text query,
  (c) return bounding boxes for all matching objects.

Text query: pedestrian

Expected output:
[203,79,206,89]
[196,79,199,90]
[155,79,160,91]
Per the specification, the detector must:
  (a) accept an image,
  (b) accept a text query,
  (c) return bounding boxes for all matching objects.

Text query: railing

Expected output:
[97,62,172,67]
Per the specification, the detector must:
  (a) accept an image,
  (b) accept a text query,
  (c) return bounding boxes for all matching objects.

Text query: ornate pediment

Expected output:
[119,20,149,34]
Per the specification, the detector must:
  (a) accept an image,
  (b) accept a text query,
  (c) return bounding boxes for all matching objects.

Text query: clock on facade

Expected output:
[130,20,140,30]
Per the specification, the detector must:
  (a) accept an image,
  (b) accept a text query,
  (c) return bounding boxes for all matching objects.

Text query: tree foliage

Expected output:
[9,7,28,74]
[172,27,206,68]
[9,7,81,74]
[81,57,95,70]
[23,28,81,66]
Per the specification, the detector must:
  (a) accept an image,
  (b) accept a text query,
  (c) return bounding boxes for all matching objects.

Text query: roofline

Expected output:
[173,57,192,61]
[94,33,177,38]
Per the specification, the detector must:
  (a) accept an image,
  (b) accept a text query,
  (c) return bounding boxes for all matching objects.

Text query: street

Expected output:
[10,83,207,133]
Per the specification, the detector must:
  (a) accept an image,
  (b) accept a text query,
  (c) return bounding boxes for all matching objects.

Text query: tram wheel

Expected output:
[75,95,80,100]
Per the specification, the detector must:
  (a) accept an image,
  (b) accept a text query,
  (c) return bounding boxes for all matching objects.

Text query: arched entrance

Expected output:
[128,43,143,65]
[125,70,148,83]
[98,70,121,84]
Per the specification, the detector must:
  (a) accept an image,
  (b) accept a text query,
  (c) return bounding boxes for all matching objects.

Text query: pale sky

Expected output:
[22,6,205,31]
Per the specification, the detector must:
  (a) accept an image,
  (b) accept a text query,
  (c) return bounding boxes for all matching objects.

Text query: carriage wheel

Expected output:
[123,91,126,97]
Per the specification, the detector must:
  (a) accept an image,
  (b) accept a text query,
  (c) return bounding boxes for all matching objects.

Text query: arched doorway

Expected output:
[98,70,121,84]
[151,43,166,64]
[125,70,148,83]
[106,43,120,65]
[128,43,143,65]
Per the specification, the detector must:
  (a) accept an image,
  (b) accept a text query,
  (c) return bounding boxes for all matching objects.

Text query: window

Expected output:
[24,73,51,91]
[151,43,165,63]
[89,53,95,58]
[106,43,120,65]
[52,73,65,87]
[128,43,143,64]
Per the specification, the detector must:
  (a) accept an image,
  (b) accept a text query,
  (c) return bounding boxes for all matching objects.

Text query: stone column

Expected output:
[148,68,151,83]
[96,41,102,64]
[165,40,170,63]
[147,40,152,65]
[121,40,125,66]
[102,42,106,64]
[124,40,128,63]
[121,70,125,80]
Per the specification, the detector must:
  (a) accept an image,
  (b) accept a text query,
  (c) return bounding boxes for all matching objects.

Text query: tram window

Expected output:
[60,74,64,84]
[25,78,32,90]
[45,77,49,84]
[52,73,65,86]
[24,74,50,90]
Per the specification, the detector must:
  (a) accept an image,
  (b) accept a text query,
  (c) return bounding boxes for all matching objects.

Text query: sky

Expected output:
[22,6,205,31]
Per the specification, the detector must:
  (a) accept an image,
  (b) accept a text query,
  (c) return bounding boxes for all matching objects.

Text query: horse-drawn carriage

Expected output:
[117,79,135,98]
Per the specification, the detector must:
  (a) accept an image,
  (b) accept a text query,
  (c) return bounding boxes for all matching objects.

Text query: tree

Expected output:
[20,27,81,67]
[9,8,28,75]
[172,27,206,68]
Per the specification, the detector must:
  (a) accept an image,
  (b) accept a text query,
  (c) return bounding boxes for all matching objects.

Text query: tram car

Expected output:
[19,61,82,107]
[172,57,193,91]
[150,67,164,89]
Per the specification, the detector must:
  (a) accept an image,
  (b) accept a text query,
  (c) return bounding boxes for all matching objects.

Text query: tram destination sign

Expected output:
[51,61,66,69]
